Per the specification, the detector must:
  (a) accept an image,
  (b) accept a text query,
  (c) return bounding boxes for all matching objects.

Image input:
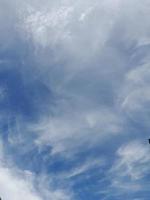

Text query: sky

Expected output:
[0,0,150,199]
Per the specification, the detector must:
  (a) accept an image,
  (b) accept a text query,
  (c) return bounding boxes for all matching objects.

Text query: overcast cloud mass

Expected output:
[0,0,150,199]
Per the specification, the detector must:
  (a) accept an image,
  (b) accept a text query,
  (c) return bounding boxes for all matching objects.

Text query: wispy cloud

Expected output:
[0,140,73,200]
[107,141,150,198]
[0,0,150,199]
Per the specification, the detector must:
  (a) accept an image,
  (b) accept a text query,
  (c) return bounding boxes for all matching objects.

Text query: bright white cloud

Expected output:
[0,166,72,200]
[0,167,42,200]
[0,139,41,200]
[18,0,122,63]
[0,140,72,200]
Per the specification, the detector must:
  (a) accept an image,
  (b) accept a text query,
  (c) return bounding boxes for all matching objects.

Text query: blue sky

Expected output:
[0,0,150,200]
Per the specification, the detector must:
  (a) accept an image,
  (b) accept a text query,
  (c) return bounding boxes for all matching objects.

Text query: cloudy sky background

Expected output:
[0,0,150,199]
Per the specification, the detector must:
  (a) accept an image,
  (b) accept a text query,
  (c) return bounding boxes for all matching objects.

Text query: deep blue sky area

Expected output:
[0,1,150,200]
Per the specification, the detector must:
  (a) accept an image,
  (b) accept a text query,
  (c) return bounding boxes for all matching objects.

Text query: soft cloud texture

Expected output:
[0,140,72,200]
[106,141,150,199]
[0,0,150,199]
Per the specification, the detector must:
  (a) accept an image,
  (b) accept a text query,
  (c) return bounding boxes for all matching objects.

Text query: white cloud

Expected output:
[32,107,122,156]
[120,63,150,128]
[13,0,150,157]
[116,141,150,179]
[63,157,104,178]
[21,5,73,48]
[117,0,150,46]
[0,139,42,200]
[0,0,149,157]
[0,1,150,199]
[0,140,72,200]
[0,166,72,200]
[1,0,150,199]
[18,0,121,62]
[0,167,42,200]
[110,141,150,193]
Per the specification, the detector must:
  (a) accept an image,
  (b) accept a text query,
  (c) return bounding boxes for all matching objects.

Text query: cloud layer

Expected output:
[0,0,150,199]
